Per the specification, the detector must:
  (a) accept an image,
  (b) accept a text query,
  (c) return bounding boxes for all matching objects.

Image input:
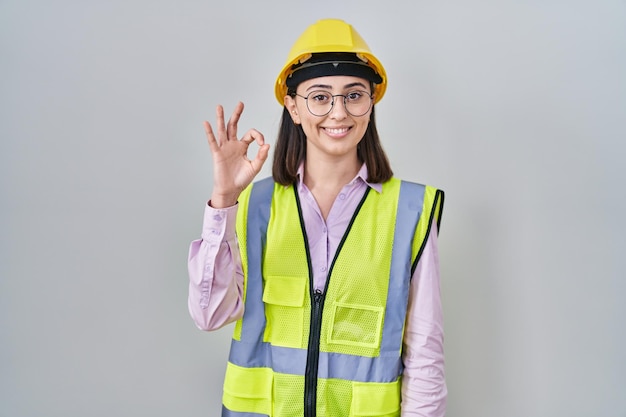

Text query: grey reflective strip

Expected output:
[230,180,424,383]
[239,178,274,343]
[230,340,402,383]
[222,405,268,417]
[230,341,306,375]
[380,181,424,355]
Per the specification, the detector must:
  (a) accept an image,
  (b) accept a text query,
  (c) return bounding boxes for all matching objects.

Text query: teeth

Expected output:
[325,127,349,134]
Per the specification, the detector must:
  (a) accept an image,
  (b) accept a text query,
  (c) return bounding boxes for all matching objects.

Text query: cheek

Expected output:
[299,114,316,127]
[357,120,370,135]
[299,121,316,138]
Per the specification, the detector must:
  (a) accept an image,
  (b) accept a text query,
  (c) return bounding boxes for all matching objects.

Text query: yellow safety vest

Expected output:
[222,177,443,417]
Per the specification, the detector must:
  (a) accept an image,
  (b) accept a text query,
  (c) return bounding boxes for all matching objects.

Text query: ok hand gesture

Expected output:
[204,102,270,208]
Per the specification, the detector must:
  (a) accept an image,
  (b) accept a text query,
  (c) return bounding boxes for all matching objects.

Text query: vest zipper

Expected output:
[304,288,324,417]
[294,185,370,417]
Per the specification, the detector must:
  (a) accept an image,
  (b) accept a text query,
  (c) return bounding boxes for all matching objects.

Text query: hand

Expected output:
[204,102,270,208]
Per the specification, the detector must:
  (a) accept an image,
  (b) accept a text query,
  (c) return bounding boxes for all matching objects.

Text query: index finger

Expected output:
[241,128,265,146]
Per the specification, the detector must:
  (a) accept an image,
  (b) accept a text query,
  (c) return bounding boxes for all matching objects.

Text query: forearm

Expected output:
[187,202,245,330]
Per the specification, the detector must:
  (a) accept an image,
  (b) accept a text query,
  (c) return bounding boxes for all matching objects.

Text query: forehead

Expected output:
[298,75,371,92]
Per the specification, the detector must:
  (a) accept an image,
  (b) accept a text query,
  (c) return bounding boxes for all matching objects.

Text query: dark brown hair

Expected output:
[272,105,394,185]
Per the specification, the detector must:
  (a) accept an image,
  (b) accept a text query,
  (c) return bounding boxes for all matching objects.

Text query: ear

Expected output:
[284,95,301,125]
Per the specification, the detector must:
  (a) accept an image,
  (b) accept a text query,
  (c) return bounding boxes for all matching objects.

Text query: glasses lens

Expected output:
[344,90,371,117]
[306,91,333,116]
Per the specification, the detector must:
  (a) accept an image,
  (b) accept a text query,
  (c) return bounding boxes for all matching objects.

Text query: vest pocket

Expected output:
[350,379,401,417]
[223,362,273,415]
[262,275,307,348]
[327,302,384,349]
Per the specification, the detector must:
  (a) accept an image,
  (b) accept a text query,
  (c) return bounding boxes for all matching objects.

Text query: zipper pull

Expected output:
[313,289,323,302]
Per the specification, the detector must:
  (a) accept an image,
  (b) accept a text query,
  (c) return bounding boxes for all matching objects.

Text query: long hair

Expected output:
[271,105,394,185]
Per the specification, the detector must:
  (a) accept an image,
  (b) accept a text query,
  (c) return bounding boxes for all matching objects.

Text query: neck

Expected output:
[303,153,361,192]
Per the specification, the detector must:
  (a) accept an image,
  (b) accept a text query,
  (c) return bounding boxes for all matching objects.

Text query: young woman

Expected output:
[188,18,447,417]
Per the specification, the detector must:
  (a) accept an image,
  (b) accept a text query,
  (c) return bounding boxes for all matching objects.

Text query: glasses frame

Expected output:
[293,90,374,117]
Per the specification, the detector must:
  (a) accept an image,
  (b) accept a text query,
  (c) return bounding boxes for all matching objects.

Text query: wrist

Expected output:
[209,192,239,208]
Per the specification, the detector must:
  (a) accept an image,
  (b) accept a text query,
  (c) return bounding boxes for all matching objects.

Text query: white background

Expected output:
[1,1,625,416]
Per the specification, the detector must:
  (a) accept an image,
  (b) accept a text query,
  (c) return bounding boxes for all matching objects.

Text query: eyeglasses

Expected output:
[294,90,373,117]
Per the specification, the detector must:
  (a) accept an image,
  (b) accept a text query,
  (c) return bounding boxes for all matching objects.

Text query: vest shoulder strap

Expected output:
[411,184,444,275]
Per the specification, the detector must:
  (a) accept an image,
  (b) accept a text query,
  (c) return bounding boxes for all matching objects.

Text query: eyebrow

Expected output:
[305,81,369,92]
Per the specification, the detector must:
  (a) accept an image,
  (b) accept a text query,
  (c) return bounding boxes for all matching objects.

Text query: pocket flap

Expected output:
[223,362,273,415]
[262,275,307,307]
[351,379,400,416]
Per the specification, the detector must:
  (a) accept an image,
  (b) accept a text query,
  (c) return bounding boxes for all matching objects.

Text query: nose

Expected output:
[329,95,348,119]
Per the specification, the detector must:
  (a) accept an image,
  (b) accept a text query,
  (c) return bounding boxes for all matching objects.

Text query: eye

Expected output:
[346,91,365,102]
[310,92,331,103]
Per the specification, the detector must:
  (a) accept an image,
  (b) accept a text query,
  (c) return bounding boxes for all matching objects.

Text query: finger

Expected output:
[241,135,255,145]
[251,129,265,146]
[246,128,265,146]
[240,128,260,145]
[203,121,220,152]
[227,101,245,141]
[215,105,227,141]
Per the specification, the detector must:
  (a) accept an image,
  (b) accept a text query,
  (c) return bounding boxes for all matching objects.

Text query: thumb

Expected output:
[250,144,271,172]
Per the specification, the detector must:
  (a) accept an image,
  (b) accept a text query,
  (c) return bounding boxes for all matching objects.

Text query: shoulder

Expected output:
[387,178,445,231]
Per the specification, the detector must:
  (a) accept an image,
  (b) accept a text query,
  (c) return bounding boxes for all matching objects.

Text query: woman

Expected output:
[188,18,447,417]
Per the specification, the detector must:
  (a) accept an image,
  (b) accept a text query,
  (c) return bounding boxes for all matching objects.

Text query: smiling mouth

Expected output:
[323,127,351,135]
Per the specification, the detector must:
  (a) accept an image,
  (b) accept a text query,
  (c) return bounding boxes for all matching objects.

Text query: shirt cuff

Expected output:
[201,201,238,242]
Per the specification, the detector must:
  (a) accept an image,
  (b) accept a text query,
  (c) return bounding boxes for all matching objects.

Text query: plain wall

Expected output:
[1,1,625,416]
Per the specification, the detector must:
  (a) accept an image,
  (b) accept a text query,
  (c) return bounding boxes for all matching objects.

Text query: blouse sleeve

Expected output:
[187,202,245,330]
[401,223,447,416]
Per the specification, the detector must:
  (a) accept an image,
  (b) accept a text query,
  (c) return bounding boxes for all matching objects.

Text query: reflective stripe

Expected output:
[222,405,268,417]
[229,340,402,383]
[381,181,424,355]
[239,178,274,345]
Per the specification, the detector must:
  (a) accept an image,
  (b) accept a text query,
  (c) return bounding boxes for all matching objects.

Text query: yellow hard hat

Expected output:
[275,19,387,106]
